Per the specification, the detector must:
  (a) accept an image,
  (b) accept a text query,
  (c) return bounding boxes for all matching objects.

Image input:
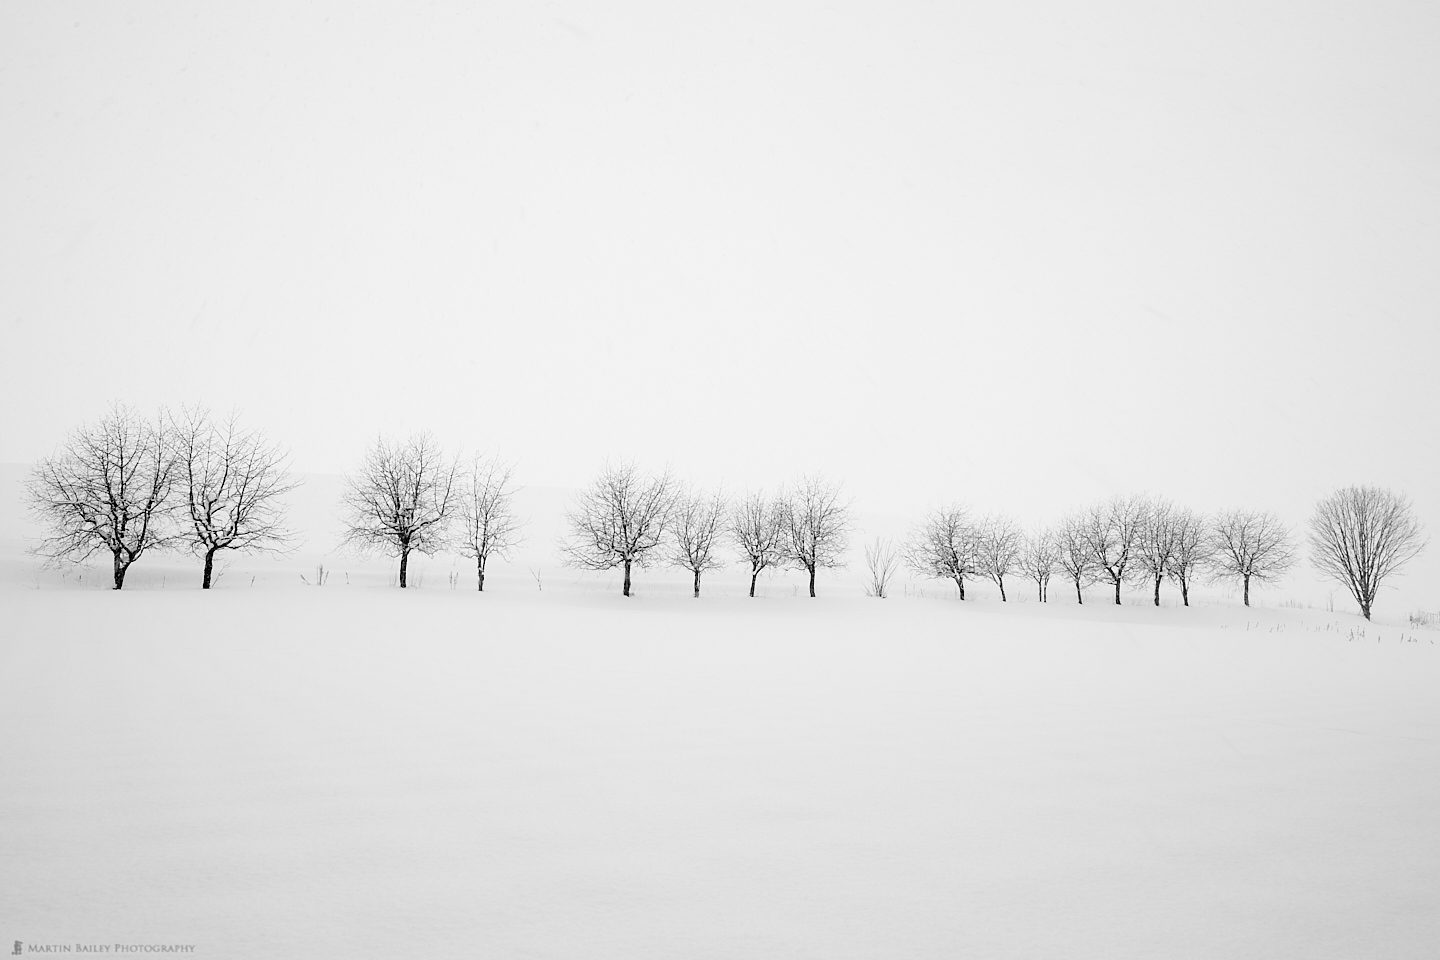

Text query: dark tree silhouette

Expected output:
[456,455,523,592]
[903,505,977,599]
[1132,497,1178,607]
[1019,527,1060,602]
[561,460,676,597]
[27,403,178,589]
[172,407,299,589]
[1054,514,1096,604]
[1210,509,1295,607]
[729,490,788,598]
[1165,508,1211,607]
[1308,486,1425,621]
[974,514,1023,602]
[1079,494,1149,605]
[340,432,459,588]
[669,487,728,598]
[782,475,851,598]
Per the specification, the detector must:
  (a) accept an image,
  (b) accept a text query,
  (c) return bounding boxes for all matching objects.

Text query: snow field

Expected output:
[3,590,1438,959]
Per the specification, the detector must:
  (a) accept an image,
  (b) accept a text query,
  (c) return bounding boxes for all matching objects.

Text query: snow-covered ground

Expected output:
[4,582,1438,959]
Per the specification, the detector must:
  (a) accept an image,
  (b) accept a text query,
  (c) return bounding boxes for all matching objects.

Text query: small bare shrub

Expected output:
[864,537,900,598]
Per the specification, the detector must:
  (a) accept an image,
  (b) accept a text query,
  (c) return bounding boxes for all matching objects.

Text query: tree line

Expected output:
[26,404,297,590]
[904,498,1298,609]
[339,441,851,599]
[24,405,1428,620]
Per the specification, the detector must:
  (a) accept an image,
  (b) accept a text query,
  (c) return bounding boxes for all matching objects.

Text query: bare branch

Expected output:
[863,536,900,598]
[730,489,789,598]
[1308,486,1425,621]
[1077,494,1150,605]
[1209,508,1294,607]
[339,432,460,588]
[974,513,1024,602]
[669,486,729,597]
[171,405,300,588]
[780,474,852,598]
[1054,514,1098,604]
[1018,527,1061,602]
[1132,497,1178,607]
[560,460,677,596]
[456,454,524,592]
[1164,508,1212,607]
[903,505,977,600]
[26,403,179,589]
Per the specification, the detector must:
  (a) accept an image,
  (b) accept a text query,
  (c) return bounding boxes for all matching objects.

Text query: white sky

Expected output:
[3,1,1438,601]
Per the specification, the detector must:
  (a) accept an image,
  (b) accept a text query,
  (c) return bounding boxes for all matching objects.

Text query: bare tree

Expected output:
[1132,497,1178,607]
[863,536,900,598]
[171,407,299,589]
[974,514,1023,601]
[1308,486,1425,621]
[456,455,523,592]
[1210,509,1296,607]
[1079,494,1149,605]
[340,432,460,588]
[1054,514,1096,604]
[669,487,728,597]
[903,505,976,599]
[1165,508,1211,607]
[561,460,676,597]
[782,475,852,597]
[1018,527,1060,602]
[730,489,788,598]
[27,403,178,590]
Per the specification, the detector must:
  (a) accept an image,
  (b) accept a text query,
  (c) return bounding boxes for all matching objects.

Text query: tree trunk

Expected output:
[808,565,816,598]
[998,577,1007,602]
[476,555,486,592]
[1152,574,1161,606]
[1075,579,1083,605]
[1113,577,1122,605]
[399,548,409,588]
[1243,575,1250,607]
[112,552,128,590]
[623,558,632,597]
[1180,578,1190,606]
[693,569,701,598]
[202,548,217,589]
[750,565,759,598]
[1037,582,1043,602]
[956,577,966,600]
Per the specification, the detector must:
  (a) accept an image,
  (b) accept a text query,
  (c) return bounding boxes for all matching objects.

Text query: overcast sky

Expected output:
[3,1,1437,601]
